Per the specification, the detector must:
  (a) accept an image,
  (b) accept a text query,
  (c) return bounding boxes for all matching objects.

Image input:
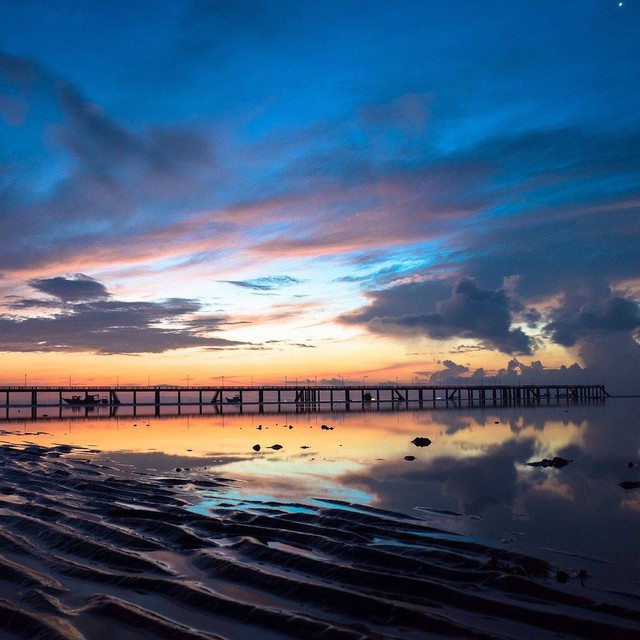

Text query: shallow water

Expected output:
[2,397,639,596]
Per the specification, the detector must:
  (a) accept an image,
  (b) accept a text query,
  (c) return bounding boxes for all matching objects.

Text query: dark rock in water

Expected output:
[411,437,432,447]
[300,446,310,449]
[620,481,640,490]
[628,462,635,468]
[556,570,570,583]
[252,444,261,452]
[527,456,571,468]
[404,455,416,461]
[175,468,182,472]
[269,444,283,450]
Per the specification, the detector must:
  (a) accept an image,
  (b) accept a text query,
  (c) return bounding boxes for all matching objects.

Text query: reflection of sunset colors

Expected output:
[1,2,639,394]
[3,411,432,464]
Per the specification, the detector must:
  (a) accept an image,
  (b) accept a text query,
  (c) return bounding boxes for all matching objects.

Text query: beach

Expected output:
[2,432,640,640]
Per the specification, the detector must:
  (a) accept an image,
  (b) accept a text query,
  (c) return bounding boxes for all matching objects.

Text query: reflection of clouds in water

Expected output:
[431,407,571,436]
[435,439,536,514]
[579,398,639,459]
[393,404,590,437]
[342,438,537,516]
[430,411,474,435]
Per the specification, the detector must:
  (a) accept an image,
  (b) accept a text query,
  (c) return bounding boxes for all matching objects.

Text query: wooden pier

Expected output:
[0,383,608,419]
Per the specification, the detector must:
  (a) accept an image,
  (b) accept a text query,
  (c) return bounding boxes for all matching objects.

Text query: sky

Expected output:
[0,0,639,392]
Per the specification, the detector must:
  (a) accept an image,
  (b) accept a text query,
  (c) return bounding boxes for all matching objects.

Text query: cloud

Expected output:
[55,80,214,196]
[426,126,640,301]
[575,332,640,395]
[342,276,533,355]
[545,288,640,348]
[541,285,640,394]
[449,343,487,354]
[0,276,246,354]
[0,52,218,273]
[429,360,468,382]
[223,275,302,291]
[250,179,476,258]
[28,274,109,302]
[418,356,590,387]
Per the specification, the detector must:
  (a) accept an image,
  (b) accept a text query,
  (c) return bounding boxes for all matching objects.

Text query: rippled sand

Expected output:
[1,443,640,639]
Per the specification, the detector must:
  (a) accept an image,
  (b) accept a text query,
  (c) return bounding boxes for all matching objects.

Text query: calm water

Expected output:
[2,397,639,594]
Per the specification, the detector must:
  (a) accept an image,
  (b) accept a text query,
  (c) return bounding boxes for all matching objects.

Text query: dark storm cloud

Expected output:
[28,274,109,302]
[340,280,452,323]
[541,285,640,394]
[342,277,532,355]
[0,276,245,354]
[545,290,640,348]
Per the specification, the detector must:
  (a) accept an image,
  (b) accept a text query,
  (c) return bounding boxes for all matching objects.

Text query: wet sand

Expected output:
[1,442,640,639]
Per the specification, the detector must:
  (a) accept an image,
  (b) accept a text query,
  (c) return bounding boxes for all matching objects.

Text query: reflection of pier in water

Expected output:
[0,383,608,420]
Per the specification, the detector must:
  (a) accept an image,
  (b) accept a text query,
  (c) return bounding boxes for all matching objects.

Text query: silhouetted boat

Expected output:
[63,394,108,405]
[225,395,241,404]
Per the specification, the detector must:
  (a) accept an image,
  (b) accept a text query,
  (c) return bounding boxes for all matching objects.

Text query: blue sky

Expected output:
[0,0,639,391]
